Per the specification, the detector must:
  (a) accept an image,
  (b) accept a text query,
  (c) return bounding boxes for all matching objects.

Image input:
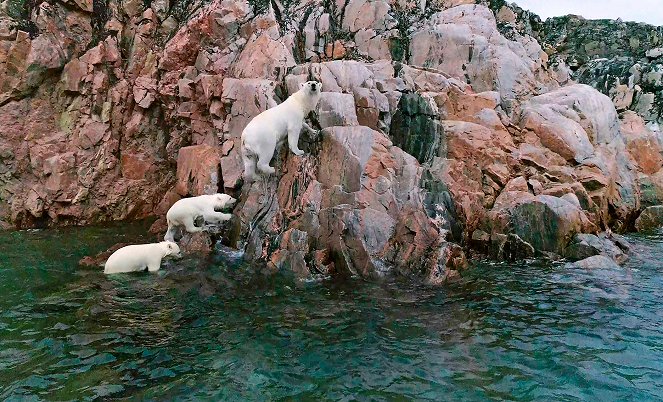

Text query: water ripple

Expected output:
[1,225,663,400]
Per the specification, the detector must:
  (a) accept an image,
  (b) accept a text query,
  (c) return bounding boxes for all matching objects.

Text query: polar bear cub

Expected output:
[241,81,322,181]
[104,241,181,274]
[164,193,236,241]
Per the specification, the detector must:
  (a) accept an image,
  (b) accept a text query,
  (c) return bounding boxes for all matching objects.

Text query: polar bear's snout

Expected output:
[307,81,321,93]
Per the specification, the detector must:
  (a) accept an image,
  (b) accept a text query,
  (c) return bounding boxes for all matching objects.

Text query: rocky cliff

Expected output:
[1,0,662,282]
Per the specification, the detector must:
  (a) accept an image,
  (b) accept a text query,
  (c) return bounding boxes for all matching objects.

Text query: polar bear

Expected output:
[104,241,181,274]
[164,193,236,241]
[241,81,322,181]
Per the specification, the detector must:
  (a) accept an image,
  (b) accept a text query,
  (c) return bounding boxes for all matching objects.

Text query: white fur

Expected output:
[241,81,322,181]
[104,241,181,274]
[164,193,236,241]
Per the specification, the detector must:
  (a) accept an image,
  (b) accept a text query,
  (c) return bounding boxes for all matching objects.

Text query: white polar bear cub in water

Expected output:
[241,81,322,181]
[104,242,181,274]
[164,193,236,241]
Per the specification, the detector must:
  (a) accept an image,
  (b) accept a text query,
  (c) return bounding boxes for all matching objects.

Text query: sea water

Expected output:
[1,222,662,400]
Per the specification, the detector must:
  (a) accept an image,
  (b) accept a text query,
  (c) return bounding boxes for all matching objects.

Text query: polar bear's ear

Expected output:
[299,82,306,90]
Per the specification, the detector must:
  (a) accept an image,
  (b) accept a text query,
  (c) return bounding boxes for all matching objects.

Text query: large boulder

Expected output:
[487,190,595,256]
[423,119,515,240]
[620,111,663,175]
[635,205,663,232]
[317,92,359,128]
[639,170,663,207]
[174,145,222,197]
[389,92,442,164]
[518,84,621,163]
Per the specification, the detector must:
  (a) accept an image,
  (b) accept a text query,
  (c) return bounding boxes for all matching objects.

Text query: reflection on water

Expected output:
[1,223,663,400]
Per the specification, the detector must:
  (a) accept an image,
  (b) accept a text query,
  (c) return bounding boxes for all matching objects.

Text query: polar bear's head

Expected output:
[161,241,182,258]
[211,193,237,211]
[297,81,322,110]
[300,80,321,94]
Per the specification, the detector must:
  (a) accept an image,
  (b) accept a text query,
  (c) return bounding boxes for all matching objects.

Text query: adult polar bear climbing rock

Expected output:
[241,81,322,181]
[164,193,237,241]
[104,241,181,274]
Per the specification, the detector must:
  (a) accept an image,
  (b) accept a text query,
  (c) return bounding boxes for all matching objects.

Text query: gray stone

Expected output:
[563,233,626,264]
[646,48,663,59]
[317,92,359,128]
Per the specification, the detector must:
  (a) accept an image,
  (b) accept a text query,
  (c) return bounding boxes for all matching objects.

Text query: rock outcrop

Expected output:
[3,0,663,280]
[534,14,663,128]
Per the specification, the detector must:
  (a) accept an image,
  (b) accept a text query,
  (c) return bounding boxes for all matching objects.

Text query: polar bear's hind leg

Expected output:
[164,227,176,242]
[183,216,204,233]
[242,149,256,181]
[164,217,178,242]
[256,146,276,175]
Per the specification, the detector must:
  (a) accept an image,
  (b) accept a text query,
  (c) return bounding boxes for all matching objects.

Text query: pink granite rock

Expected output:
[0,0,652,277]
[175,145,222,196]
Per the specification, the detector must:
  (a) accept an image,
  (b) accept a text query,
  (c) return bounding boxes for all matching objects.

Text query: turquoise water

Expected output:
[1,222,663,401]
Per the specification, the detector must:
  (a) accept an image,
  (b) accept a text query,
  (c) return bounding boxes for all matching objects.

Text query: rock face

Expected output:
[487,192,593,257]
[2,0,663,278]
[233,123,465,282]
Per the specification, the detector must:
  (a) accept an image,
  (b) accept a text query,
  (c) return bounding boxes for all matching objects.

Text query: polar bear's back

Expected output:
[242,99,305,144]
[104,243,161,274]
[167,196,212,221]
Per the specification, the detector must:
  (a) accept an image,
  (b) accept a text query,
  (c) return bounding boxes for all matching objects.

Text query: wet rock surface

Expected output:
[563,233,628,264]
[5,0,663,279]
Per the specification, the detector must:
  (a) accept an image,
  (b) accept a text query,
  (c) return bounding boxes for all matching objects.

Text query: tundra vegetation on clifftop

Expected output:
[0,0,662,282]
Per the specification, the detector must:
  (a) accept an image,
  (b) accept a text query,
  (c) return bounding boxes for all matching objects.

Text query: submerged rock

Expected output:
[566,255,622,270]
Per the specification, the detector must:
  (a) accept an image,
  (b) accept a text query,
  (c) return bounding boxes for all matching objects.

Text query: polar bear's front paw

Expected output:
[292,149,305,157]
